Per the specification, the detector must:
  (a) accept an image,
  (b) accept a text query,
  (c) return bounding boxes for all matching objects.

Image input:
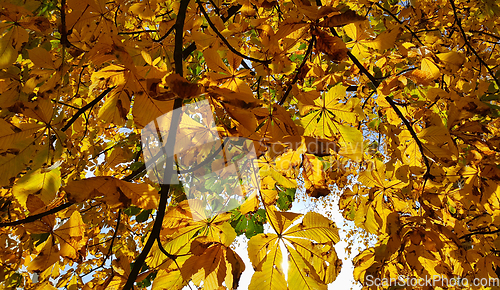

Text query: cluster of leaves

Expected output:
[0,0,500,289]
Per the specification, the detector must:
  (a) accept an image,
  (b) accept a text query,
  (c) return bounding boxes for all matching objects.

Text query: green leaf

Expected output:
[32,232,50,247]
[136,209,152,223]
[277,187,296,211]
[124,206,141,216]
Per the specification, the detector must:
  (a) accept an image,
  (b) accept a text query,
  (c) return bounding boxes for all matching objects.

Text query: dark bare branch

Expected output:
[328,23,432,178]
[197,1,270,65]
[460,228,500,240]
[62,86,115,132]
[0,202,74,227]
[374,2,425,46]
[118,30,159,35]
[278,35,315,105]
[123,0,190,288]
[100,209,122,267]
[449,0,500,88]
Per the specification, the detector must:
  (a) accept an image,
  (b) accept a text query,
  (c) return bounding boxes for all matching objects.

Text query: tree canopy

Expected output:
[1,0,500,289]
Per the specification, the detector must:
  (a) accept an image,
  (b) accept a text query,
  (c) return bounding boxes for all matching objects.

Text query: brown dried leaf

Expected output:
[313,29,348,62]
[319,10,366,27]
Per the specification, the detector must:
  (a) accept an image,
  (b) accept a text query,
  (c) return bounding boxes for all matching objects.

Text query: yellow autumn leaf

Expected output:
[152,200,236,264]
[353,248,375,283]
[65,177,159,209]
[240,192,260,214]
[0,30,17,69]
[98,86,131,126]
[248,239,287,290]
[319,10,366,27]
[437,51,465,67]
[27,235,60,272]
[364,27,402,51]
[53,211,87,259]
[35,282,58,290]
[248,208,342,290]
[314,29,348,62]
[152,269,186,290]
[420,57,441,80]
[12,168,61,208]
[302,154,330,198]
[300,84,364,140]
[338,125,363,162]
[28,47,56,69]
[181,237,245,290]
[129,1,158,20]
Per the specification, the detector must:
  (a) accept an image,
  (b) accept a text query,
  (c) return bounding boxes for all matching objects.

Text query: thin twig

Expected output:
[460,228,500,240]
[178,138,228,174]
[181,5,242,60]
[449,0,500,88]
[154,25,176,43]
[375,2,424,46]
[61,86,115,132]
[118,30,159,35]
[197,1,270,64]
[51,99,80,110]
[100,209,122,267]
[278,35,315,105]
[470,30,500,41]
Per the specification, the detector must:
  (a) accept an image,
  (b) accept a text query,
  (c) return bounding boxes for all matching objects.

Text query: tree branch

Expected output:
[61,86,115,132]
[177,138,228,174]
[374,2,424,46]
[197,1,270,64]
[123,162,146,182]
[384,95,432,178]
[470,30,500,41]
[118,30,159,35]
[328,25,432,178]
[449,0,500,88]
[329,27,380,88]
[122,101,183,290]
[123,0,189,288]
[278,35,315,105]
[100,209,121,267]
[0,202,74,227]
[174,0,191,77]
[154,25,176,43]
[460,228,500,240]
[181,5,241,60]
[222,5,242,22]
[60,0,71,47]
